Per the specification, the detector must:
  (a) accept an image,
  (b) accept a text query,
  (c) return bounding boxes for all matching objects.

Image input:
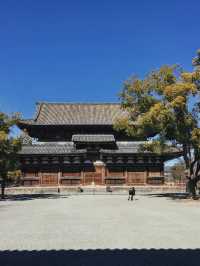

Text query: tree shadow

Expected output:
[0,249,199,266]
[146,192,200,201]
[0,193,68,201]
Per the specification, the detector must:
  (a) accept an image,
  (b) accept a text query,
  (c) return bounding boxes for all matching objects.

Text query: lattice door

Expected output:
[41,173,58,186]
[84,172,102,185]
[127,172,146,185]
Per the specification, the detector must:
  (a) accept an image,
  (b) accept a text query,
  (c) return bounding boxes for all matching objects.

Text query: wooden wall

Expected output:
[22,164,164,186]
[127,171,146,185]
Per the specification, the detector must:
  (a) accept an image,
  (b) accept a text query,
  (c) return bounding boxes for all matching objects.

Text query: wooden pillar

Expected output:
[38,171,42,186]
[58,170,61,187]
[160,161,164,176]
[94,161,105,185]
[81,170,84,185]
[125,169,128,185]
[102,165,106,185]
[145,166,149,185]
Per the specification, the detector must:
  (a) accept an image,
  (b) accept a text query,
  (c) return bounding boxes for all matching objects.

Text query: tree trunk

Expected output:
[191,179,197,199]
[186,159,200,199]
[183,144,190,170]
[1,178,6,200]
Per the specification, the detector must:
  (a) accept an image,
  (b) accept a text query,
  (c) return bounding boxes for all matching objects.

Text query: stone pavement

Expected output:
[0,194,200,250]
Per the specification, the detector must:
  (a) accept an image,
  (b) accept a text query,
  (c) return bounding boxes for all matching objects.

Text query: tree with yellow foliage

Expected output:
[0,112,21,199]
[115,50,200,197]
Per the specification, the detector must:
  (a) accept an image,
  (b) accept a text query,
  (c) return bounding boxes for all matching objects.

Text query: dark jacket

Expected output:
[129,187,135,195]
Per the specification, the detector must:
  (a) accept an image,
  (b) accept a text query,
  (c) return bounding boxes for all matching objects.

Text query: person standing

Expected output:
[128,187,135,201]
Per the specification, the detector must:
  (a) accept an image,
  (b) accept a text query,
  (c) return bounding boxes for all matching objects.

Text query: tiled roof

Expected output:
[72,134,115,142]
[19,142,86,155]
[101,142,182,156]
[101,141,145,154]
[19,141,144,155]
[20,102,128,125]
[19,141,182,156]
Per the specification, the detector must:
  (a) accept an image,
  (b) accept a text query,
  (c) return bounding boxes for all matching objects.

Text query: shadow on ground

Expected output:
[146,192,200,200]
[0,193,68,201]
[0,249,199,266]
[1,192,200,202]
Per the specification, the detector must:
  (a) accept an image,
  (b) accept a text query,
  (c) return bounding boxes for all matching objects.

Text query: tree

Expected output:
[20,129,33,145]
[7,170,22,185]
[0,112,21,199]
[115,50,200,197]
[170,161,186,181]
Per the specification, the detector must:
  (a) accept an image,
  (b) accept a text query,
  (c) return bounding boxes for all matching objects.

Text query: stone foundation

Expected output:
[5,185,186,195]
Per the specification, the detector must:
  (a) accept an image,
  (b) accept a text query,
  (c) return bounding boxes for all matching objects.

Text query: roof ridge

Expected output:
[36,101,121,105]
[34,102,43,121]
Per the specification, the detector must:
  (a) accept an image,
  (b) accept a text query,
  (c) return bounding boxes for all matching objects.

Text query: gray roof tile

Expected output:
[101,141,144,153]
[72,134,115,142]
[20,102,128,125]
[19,142,86,155]
[19,141,181,156]
[19,141,144,155]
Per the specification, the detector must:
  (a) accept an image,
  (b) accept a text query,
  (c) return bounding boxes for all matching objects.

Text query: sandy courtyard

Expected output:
[0,193,200,250]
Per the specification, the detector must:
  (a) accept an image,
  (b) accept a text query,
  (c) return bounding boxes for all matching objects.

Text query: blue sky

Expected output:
[0,0,200,119]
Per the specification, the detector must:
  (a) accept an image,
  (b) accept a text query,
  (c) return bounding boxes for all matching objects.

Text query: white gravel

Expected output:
[0,194,200,250]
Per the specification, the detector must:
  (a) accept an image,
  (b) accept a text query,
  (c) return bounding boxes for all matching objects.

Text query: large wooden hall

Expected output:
[17,102,181,186]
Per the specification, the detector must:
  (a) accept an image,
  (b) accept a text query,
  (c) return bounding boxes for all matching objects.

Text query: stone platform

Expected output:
[5,185,186,195]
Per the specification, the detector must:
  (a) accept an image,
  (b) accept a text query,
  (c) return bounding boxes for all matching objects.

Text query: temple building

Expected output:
[18,102,181,186]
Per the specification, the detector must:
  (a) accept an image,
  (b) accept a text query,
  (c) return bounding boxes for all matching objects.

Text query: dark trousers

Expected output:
[128,194,134,200]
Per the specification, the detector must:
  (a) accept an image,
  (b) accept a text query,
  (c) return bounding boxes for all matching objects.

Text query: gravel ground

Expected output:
[0,194,200,250]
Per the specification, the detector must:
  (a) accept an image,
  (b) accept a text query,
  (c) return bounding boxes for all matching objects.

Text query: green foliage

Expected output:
[192,49,200,69]
[20,129,33,145]
[7,170,22,184]
[0,112,21,179]
[139,140,171,155]
[170,161,186,181]
[115,50,200,179]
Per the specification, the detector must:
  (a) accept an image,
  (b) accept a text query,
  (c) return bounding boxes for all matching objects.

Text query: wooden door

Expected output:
[41,173,58,186]
[84,172,94,185]
[93,173,103,185]
[127,171,146,185]
[84,172,102,185]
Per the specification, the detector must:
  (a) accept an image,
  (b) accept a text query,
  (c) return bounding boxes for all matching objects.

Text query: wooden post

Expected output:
[125,169,128,185]
[58,170,61,190]
[81,170,84,186]
[102,164,105,185]
[146,166,149,185]
[39,171,42,186]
